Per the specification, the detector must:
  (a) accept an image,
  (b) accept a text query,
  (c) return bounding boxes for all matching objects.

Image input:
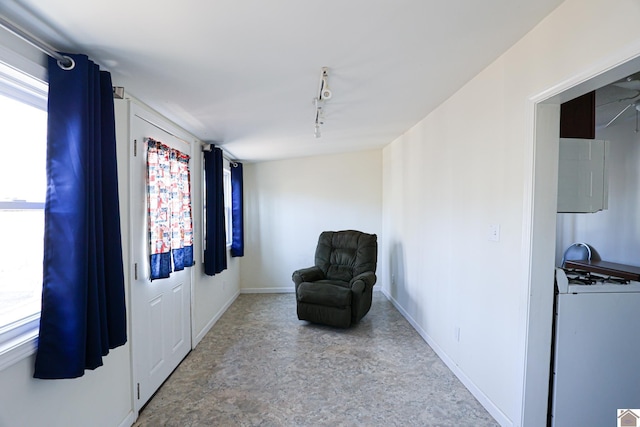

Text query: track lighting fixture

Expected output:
[313,67,331,138]
[318,67,332,101]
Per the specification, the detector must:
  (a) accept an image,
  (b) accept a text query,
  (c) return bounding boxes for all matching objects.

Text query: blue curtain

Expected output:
[204,147,227,275]
[230,162,244,257]
[34,54,127,379]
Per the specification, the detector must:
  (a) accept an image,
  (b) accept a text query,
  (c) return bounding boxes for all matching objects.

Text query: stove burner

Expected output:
[563,268,630,285]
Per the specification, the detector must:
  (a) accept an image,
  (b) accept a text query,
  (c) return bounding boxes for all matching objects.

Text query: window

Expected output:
[223,166,232,247]
[0,58,48,370]
[202,159,234,252]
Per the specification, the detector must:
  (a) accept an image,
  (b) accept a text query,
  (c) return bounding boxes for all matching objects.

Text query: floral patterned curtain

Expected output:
[147,138,193,280]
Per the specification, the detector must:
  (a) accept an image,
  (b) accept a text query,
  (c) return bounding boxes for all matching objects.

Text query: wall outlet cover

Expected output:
[489,224,500,242]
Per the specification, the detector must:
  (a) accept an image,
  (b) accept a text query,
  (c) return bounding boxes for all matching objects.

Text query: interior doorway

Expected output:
[523,53,640,426]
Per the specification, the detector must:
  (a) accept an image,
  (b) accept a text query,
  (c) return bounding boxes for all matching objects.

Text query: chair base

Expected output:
[297,302,352,328]
[296,282,353,328]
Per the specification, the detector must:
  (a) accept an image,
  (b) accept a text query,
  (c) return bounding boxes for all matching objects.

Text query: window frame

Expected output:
[0,46,48,371]
[223,164,232,248]
[202,156,234,256]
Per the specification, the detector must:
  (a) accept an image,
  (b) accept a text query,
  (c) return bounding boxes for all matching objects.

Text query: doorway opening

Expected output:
[525,54,640,426]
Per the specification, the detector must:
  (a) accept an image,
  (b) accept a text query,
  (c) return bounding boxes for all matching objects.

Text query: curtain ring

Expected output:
[57,55,75,71]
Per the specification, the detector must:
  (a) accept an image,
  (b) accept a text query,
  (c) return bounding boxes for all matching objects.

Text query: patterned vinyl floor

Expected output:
[133,292,499,427]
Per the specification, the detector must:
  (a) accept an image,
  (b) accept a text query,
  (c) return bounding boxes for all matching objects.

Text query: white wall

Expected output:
[192,255,240,344]
[556,121,640,265]
[182,110,242,343]
[241,150,382,292]
[0,348,133,427]
[381,0,640,426]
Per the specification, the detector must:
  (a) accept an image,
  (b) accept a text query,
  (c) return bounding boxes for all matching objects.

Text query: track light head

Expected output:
[313,67,332,138]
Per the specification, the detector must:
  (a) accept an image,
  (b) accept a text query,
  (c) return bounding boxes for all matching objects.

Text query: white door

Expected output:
[129,104,192,411]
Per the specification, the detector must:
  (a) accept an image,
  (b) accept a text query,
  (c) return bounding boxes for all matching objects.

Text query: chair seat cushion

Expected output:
[297,281,351,307]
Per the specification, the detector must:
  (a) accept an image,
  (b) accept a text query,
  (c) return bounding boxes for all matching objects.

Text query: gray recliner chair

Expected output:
[293,230,378,328]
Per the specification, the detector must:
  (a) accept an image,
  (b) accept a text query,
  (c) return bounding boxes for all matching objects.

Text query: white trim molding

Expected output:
[240,287,295,294]
[0,315,38,372]
[192,290,240,348]
[380,288,511,427]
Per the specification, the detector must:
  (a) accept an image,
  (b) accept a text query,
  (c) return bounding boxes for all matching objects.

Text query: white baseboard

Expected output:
[379,289,511,427]
[240,287,295,294]
[192,290,240,347]
[118,410,137,427]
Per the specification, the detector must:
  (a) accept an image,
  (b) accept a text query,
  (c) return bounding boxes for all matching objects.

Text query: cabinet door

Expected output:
[559,91,595,139]
[557,138,608,213]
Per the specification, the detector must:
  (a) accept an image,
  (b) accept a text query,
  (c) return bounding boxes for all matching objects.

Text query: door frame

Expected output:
[124,100,197,414]
[521,45,640,426]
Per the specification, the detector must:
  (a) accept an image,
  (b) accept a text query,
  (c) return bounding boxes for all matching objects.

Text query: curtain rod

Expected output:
[201,143,240,166]
[0,16,238,162]
[0,16,74,69]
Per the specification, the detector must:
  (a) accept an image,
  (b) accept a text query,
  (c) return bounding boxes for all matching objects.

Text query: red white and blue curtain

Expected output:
[147,138,193,280]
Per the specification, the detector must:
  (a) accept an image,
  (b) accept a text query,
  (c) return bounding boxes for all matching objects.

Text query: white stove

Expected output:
[556,267,640,294]
[551,267,640,426]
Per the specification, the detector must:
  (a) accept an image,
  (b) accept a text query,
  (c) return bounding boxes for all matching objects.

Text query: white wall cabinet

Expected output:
[557,138,609,213]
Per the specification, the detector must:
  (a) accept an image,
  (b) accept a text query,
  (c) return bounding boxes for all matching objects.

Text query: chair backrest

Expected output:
[314,230,377,281]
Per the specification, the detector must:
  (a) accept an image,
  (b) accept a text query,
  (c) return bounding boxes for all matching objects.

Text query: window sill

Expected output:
[0,315,39,372]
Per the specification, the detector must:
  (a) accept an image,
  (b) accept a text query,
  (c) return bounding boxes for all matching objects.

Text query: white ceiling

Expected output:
[596,72,640,131]
[1,0,564,162]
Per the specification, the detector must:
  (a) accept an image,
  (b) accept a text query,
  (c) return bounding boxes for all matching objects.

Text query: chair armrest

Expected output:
[349,271,377,291]
[292,266,325,286]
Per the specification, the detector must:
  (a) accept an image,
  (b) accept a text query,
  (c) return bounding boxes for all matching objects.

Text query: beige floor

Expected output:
[133,292,498,426]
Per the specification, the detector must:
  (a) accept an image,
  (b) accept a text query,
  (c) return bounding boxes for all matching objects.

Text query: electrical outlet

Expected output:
[488,224,500,242]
